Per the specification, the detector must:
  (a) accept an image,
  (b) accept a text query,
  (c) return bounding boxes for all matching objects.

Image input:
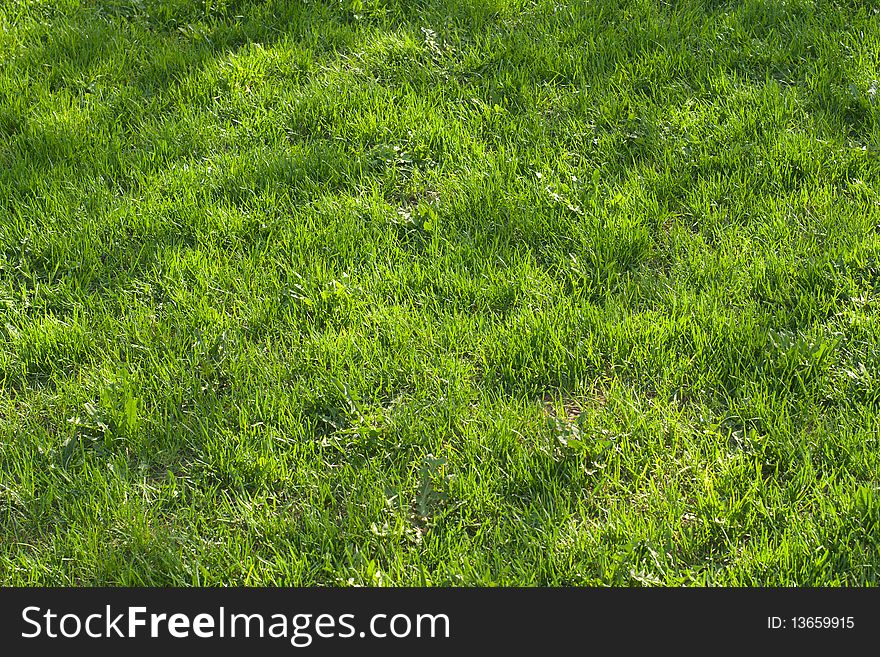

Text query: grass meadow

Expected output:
[1,0,879,585]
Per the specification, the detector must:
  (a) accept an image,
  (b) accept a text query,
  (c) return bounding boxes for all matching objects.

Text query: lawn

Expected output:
[0,0,878,585]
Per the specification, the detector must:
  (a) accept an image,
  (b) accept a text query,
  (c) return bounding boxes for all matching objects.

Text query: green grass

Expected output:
[1,0,879,585]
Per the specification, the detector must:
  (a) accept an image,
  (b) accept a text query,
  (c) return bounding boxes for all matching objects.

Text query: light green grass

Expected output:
[1,0,879,585]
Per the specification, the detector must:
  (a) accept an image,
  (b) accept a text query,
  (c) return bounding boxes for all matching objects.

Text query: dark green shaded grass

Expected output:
[1,0,879,584]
